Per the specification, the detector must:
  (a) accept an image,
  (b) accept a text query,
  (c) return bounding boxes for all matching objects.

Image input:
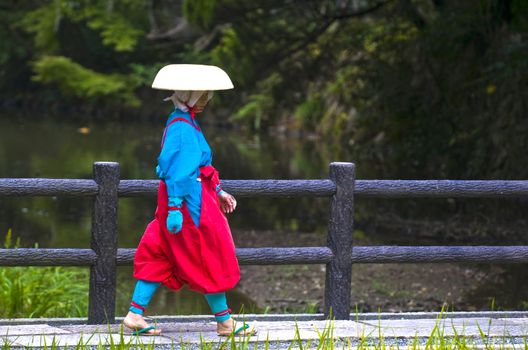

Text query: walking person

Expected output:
[123,64,256,337]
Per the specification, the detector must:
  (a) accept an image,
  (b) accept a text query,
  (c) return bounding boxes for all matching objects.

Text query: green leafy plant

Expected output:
[32,56,140,107]
[0,229,89,318]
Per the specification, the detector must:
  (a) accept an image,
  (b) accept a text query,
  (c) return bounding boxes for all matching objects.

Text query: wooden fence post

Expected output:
[88,162,120,324]
[324,162,355,320]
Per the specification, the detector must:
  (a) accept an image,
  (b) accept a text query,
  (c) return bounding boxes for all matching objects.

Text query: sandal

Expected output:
[131,325,161,336]
[123,312,162,336]
[125,322,162,336]
[217,319,257,337]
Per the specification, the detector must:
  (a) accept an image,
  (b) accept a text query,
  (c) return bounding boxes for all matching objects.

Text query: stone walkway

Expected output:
[0,312,526,348]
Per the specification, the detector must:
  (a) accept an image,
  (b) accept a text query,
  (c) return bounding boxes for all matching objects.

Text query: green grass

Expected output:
[0,230,89,318]
[1,316,526,350]
[0,306,526,349]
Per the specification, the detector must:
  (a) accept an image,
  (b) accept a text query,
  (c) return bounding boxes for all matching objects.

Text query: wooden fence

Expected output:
[1,161,528,324]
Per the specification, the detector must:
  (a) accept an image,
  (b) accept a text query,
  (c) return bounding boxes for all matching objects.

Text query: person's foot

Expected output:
[123,311,162,336]
[217,317,257,336]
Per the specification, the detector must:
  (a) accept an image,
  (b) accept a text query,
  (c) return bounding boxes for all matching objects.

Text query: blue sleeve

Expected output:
[157,123,201,198]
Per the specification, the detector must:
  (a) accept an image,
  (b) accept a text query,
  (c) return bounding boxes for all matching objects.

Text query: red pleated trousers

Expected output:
[133,165,240,293]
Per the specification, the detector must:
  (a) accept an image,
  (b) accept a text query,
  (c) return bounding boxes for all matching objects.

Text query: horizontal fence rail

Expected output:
[3,246,528,267]
[4,178,528,198]
[0,249,97,265]
[118,179,336,197]
[354,180,528,198]
[117,247,334,265]
[0,179,98,196]
[119,179,528,198]
[0,247,334,266]
[1,161,528,323]
[350,246,528,263]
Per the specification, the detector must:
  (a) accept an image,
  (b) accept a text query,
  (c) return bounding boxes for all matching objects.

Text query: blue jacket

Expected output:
[156,109,213,227]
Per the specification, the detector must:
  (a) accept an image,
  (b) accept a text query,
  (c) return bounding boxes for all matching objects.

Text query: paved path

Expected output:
[0,312,526,348]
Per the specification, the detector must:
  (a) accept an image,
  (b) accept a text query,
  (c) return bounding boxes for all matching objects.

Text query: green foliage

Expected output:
[210,26,255,87]
[183,0,217,30]
[233,73,283,130]
[18,1,62,52]
[20,0,146,53]
[294,94,325,131]
[86,14,142,52]
[233,94,273,130]
[33,55,140,106]
[128,63,168,88]
[82,6,145,52]
[0,230,89,318]
[2,0,150,110]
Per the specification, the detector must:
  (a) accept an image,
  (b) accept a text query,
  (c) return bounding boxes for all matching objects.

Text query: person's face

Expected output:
[194,92,211,113]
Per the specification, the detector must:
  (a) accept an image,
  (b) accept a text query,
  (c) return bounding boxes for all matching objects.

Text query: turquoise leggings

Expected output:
[129,280,231,322]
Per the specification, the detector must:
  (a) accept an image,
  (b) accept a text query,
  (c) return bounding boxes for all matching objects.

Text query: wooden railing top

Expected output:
[2,246,527,266]
[355,180,528,198]
[1,178,528,198]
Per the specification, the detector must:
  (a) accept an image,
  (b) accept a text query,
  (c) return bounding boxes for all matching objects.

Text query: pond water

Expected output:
[0,115,527,316]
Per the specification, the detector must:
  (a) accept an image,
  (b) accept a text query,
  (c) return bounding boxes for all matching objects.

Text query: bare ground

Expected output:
[233,229,526,314]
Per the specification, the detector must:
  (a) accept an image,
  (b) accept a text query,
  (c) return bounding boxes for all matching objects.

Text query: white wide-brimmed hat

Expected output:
[151,64,234,91]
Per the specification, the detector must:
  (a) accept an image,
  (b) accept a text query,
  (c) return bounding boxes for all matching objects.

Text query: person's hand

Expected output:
[166,210,183,233]
[218,191,237,214]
